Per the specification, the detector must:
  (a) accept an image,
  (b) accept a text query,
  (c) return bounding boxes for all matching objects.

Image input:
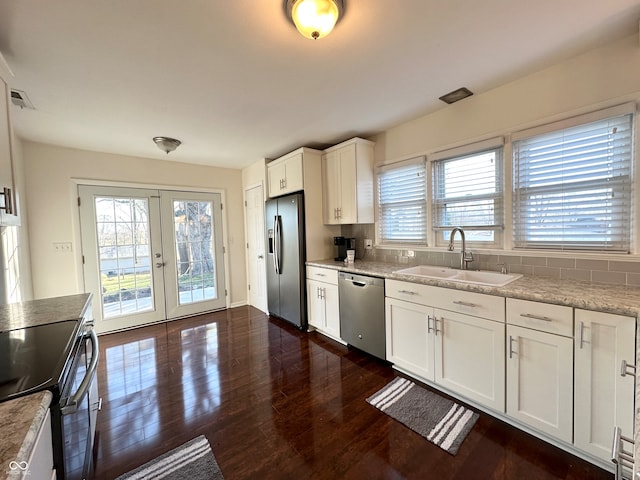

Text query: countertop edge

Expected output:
[307,259,640,318]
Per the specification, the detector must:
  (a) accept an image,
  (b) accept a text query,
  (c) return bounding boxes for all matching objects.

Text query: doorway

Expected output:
[79,185,226,333]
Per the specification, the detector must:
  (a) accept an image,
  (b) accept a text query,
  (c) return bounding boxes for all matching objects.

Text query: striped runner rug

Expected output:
[367,377,479,455]
[116,435,224,480]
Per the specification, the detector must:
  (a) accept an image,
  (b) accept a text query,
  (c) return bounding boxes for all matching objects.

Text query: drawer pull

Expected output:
[453,300,477,308]
[315,273,326,277]
[519,313,552,322]
[620,360,636,378]
[398,290,418,295]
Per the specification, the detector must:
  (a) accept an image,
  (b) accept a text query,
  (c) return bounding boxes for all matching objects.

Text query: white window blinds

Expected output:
[432,143,504,245]
[512,107,634,252]
[376,157,427,244]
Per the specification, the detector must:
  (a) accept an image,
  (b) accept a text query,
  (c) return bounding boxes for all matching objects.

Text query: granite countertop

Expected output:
[0,293,92,333]
[307,259,640,317]
[0,391,52,479]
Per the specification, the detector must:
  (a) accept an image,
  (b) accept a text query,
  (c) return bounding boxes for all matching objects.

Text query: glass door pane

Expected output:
[96,196,153,317]
[173,199,216,305]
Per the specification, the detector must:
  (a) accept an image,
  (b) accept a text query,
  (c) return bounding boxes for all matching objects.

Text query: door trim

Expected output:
[243,182,267,313]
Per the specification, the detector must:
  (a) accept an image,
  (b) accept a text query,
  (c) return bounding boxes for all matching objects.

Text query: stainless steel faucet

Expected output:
[448,227,473,270]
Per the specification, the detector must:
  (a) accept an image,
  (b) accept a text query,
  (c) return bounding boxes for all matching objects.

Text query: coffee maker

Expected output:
[334,236,356,261]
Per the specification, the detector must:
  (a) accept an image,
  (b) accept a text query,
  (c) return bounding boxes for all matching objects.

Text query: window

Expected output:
[376,157,427,244]
[432,139,504,247]
[512,105,634,252]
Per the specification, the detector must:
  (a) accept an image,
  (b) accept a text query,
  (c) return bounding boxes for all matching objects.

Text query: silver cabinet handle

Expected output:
[520,313,552,322]
[315,273,326,277]
[453,300,477,308]
[508,335,517,359]
[620,360,637,377]
[398,289,418,295]
[578,321,585,349]
[434,317,442,336]
[427,315,434,334]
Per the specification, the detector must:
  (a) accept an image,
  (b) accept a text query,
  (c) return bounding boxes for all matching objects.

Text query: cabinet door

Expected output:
[323,282,340,339]
[574,310,635,461]
[506,325,573,443]
[307,279,324,329]
[283,153,304,193]
[385,297,434,381]
[267,161,286,198]
[322,151,340,224]
[337,144,357,224]
[434,309,505,412]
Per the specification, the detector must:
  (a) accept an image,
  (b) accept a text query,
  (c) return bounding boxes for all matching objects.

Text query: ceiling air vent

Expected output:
[10,89,35,110]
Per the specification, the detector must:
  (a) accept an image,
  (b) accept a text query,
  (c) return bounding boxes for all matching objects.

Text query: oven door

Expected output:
[60,327,100,480]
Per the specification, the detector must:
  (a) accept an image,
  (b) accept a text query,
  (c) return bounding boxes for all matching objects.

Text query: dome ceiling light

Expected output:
[285,0,344,40]
[153,136,181,154]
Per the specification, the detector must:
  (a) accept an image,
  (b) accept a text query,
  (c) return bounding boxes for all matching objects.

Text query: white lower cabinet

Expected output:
[574,309,636,462]
[385,297,434,381]
[385,281,505,412]
[27,408,55,480]
[506,324,574,443]
[435,308,505,412]
[307,267,340,340]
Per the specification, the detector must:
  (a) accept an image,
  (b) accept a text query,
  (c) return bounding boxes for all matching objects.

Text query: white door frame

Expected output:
[73,178,231,330]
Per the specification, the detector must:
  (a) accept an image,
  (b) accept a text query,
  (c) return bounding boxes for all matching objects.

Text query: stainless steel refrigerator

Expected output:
[265,192,307,329]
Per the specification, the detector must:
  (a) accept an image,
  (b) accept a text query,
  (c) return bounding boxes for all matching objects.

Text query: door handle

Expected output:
[258,255,264,259]
[155,262,165,268]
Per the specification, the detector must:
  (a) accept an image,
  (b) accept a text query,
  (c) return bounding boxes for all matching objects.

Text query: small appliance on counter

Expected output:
[334,236,356,261]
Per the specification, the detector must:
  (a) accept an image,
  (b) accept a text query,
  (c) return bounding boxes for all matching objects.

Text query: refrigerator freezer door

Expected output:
[265,199,280,317]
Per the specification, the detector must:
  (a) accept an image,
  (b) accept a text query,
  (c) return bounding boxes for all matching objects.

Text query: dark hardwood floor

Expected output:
[92,306,613,479]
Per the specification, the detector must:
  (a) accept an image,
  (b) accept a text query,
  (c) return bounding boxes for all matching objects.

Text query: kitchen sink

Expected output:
[394,265,522,287]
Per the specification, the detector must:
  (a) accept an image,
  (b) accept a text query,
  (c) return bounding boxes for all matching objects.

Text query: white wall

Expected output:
[22,141,247,306]
[373,33,640,164]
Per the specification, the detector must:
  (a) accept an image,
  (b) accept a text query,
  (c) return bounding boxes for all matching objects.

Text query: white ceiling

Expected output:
[0,0,639,169]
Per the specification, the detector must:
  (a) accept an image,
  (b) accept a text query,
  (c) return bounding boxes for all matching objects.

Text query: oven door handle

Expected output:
[61,328,100,415]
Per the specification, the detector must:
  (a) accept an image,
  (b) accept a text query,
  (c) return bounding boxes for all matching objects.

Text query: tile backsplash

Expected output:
[341,224,640,287]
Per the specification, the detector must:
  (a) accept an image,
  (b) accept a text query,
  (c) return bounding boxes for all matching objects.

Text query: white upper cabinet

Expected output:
[322,137,374,225]
[267,151,304,198]
[0,53,19,226]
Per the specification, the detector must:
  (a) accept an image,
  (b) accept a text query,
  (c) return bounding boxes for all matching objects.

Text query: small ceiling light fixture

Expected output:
[285,0,344,40]
[439,87,474,104]
[153,136,181,154]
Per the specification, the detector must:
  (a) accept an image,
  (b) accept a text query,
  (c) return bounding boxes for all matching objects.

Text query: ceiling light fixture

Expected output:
[285,0,344,40]
[439,87,474,104]
[153,136,181,154]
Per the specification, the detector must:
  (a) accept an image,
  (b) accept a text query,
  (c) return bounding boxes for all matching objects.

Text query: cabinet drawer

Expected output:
[386,279,505,322]
[506,298,573,337]
[306,266,338,285]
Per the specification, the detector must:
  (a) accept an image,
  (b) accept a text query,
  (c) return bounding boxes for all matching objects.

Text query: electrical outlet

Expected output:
[53,242,72,253]
[364,239,373,249]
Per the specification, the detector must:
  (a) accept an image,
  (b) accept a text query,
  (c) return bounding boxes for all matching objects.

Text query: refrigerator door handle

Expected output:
[274,215,282,275]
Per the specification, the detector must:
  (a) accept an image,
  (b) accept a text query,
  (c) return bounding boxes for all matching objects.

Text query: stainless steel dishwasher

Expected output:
[338,272,386,360]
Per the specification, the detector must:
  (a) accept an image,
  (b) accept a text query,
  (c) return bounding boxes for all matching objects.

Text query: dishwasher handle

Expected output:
[352,281,367,287]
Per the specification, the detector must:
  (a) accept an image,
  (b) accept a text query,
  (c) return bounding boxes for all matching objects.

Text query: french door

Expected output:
[79,185,226,333]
